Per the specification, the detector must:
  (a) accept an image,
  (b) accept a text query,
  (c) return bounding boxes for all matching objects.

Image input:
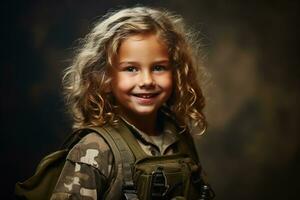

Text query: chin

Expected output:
[135,110,155,116]
[133,108,157,116]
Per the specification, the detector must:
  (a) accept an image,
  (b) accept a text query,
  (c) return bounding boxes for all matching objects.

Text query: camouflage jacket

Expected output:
[50,118,180,200]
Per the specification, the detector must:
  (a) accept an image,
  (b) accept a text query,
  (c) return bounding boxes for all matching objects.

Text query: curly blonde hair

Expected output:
[63,6,207,132]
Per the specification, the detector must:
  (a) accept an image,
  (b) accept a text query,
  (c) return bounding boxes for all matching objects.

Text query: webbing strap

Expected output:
[178,131,215,199]
[83,127,123,199]
[85,125,138,199]
[116,121,149,160]
[102,125,135,186]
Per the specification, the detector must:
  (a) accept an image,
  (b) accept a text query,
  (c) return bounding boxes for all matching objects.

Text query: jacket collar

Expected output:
[119,115,179,154]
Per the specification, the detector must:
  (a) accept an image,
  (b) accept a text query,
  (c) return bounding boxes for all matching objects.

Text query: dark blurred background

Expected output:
[2,0,300,199]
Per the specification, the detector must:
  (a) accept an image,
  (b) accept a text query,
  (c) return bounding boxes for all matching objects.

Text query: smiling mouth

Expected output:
[132,93,159,99]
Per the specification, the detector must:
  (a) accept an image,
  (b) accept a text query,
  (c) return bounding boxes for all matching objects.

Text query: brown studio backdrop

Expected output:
[3,0,299,199]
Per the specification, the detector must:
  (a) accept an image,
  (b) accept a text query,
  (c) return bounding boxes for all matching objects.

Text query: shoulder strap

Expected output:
[176,130,199,162]
[84,125,138,200]
[111,121,149,160]
[178,131,215,199]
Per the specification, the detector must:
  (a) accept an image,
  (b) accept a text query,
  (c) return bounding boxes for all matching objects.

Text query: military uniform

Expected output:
[50,118,181,200]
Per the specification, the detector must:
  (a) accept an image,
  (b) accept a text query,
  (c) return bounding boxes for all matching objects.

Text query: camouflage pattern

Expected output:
[50,133,113,200]
[50,119,180,199]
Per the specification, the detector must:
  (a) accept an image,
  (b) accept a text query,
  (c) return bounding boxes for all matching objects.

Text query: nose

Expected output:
[139,71,155,88]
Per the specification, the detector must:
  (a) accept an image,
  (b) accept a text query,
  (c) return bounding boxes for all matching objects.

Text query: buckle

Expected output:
[151,167,169,198]
[199,184,215,200]
[191,172,215,199]
[123,181,139,200]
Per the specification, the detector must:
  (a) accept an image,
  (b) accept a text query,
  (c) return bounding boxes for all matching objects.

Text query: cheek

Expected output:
[112,74,133,92]
[159,74,173,93]
[166,73,173,88]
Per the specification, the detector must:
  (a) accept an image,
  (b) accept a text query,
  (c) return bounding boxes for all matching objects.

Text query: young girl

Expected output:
[51,6,214,200]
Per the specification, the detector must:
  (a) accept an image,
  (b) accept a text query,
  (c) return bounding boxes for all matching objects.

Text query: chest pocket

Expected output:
[133,154,201,200]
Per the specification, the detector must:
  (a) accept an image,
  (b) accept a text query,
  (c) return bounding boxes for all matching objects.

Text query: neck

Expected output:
[119,111,159,136]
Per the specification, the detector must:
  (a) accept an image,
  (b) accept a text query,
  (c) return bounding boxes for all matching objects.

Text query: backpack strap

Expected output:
[177,131,215,199]
[84,125,139,200]
[113,120,149,160]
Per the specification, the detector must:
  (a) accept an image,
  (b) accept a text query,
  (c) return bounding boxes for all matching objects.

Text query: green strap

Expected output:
[115,121,149,161]
[83,126,124,199]
[102,125,135,186]
[177,131,215,198]
[85,124,139,199]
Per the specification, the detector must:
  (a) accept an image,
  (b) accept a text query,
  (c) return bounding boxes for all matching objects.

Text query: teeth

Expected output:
[134,94,156,98]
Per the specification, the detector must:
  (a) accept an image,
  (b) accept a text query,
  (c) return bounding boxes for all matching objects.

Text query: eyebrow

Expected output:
[118,59,170,65]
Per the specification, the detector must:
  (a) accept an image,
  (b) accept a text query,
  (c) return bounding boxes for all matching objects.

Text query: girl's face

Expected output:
[110,33,173,120]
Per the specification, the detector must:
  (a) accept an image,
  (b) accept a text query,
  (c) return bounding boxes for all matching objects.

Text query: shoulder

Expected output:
[66,132,113,171]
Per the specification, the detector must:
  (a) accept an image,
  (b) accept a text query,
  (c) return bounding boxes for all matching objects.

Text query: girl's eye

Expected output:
[153,65,167,72]
[124,66,138,72]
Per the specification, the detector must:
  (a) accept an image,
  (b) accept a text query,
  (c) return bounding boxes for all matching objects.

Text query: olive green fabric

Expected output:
[15,121,214,200]
[15,125,133,200]
[133,154,199,199]
[91,125,136,200]
[15,150,68,200]
[118,123,212,200]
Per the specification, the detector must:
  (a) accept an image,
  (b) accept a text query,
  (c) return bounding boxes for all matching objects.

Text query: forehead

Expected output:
[116,33,169,62]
